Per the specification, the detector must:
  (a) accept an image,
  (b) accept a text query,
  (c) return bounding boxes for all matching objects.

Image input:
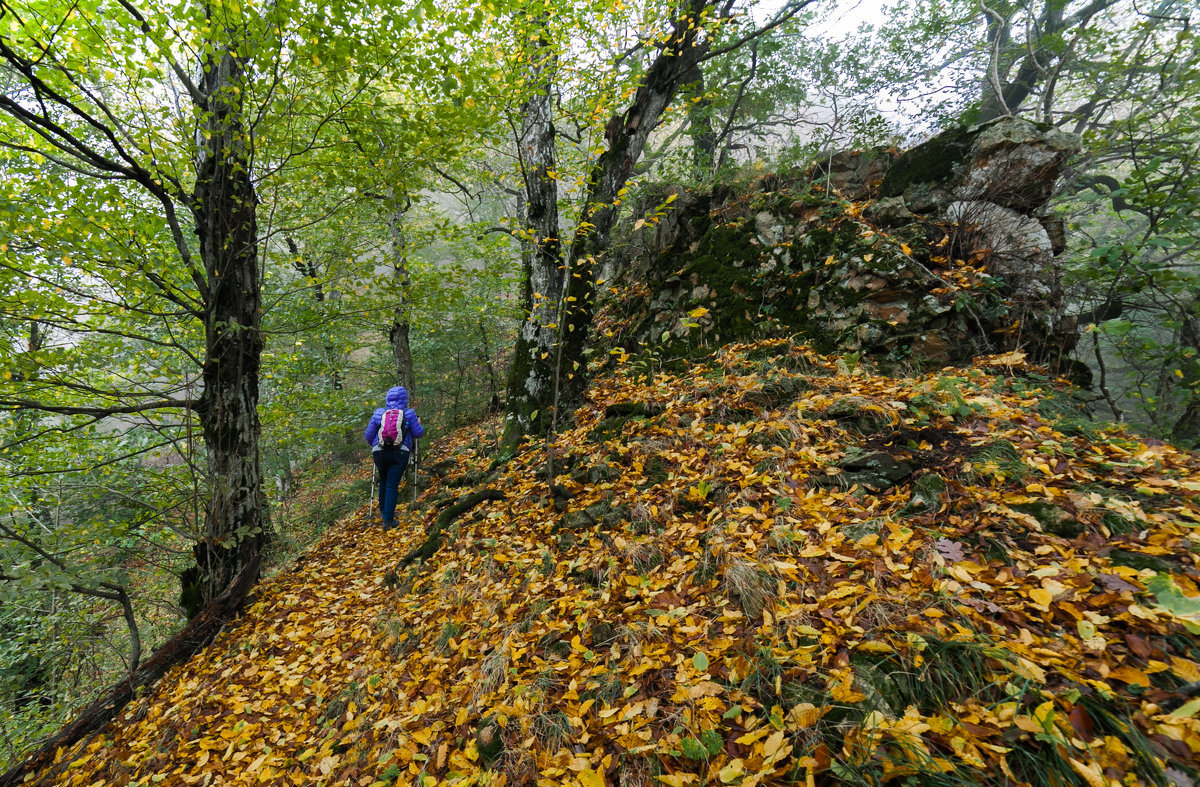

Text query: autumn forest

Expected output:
[1,0,1198,784]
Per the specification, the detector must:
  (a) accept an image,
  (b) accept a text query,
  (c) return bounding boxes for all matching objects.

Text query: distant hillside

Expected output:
[27,338,1200,786]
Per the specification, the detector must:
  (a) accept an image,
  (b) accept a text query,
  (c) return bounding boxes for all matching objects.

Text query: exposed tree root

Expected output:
[392,488,506,573]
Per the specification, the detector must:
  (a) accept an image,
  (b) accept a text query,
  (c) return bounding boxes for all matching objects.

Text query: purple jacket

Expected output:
[364,386,425,451]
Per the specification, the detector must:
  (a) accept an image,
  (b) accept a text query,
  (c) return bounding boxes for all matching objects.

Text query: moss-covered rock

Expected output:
[902,472,947,515]
[822,396,893,434]
[879,124,974,203]
[476,716,505,763]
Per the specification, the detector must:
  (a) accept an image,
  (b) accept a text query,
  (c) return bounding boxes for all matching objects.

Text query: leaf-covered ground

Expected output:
[34,340,1200,786]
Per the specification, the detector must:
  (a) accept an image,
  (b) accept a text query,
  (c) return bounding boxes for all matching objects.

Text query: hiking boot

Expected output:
[383,519,397,531]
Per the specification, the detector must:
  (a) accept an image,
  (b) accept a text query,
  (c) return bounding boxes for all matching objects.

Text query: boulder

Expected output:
[946,200,1055,295]
[955,118,1080,213]
[864,196,915,226]
[881,118,1080,215]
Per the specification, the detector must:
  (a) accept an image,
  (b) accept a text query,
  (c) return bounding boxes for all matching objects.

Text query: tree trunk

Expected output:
[501,16,563,453]
[182,45,266,617]
[555,0,711,409]
[1172,298,1200,449]
[501,0,713,452]
[387,202,416,394]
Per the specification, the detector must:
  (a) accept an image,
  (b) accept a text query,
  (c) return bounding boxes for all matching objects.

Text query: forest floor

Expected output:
[28,339,1200,787]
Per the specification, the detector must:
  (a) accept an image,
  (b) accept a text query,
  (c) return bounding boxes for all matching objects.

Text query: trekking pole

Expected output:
[370,462,377,521]
[410,439,419,504]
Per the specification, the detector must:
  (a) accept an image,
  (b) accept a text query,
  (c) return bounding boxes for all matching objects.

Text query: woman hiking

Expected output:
[364,386,425,530]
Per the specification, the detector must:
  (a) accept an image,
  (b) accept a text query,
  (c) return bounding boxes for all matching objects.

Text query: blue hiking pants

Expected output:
[373,447,410,524]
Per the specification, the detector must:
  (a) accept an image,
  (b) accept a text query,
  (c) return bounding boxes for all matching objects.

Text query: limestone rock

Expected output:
[865,196,915,226]
[946,200,1055,294]
[955,118,1080,213]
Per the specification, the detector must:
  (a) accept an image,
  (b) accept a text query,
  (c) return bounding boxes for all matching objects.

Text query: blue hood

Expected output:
[385,386,408,409]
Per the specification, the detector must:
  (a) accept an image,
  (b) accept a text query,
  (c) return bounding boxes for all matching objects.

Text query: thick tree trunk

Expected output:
[181,46,266,617]
[501,18,563,453]
[388,203,416,393]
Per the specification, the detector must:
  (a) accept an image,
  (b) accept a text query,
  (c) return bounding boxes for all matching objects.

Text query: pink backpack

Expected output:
[379,408,406,449]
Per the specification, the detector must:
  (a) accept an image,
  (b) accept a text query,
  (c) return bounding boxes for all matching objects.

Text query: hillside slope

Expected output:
[28,340,1200,786]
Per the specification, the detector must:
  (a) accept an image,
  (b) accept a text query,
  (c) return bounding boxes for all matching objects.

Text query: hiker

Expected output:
[364,386,425,530]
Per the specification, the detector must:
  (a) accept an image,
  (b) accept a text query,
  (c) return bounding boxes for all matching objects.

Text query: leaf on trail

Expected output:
[1098,573,1139,593]
[787,703,824,729]
[580,767,605,787]
[1126,633,1153,659]
[1107,665,1150,687]
[1068,758,1107,787]
[1170,657,1200,682]
[1169,698,1200,719]
[1028,587,1053,609]
[1147,573,1200,630]
[935,539,965,562]
[1068,704,1095,741]
[1164,768,1196,787]
[718,760,745,784]
[657,774,698,787]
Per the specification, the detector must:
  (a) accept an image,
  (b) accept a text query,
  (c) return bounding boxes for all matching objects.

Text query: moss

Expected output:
[879,124,975,198]
[1109,549,1179,574]
[902,472,947,515]
[643,456,668,487]
[587,414,635,443]
[1101,510,1137,536]
[1013,501,1083,539]
[678,222,761,335]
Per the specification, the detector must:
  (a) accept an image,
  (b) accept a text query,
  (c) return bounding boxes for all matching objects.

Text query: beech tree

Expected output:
[499,0,815,453]
[0,0,273,612]
[0,0,488,769]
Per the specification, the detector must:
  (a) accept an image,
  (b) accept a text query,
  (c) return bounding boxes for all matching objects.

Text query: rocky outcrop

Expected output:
[810,147,897,201]
[602,117,1082,370]
[878,118,1081,355]
[879,117,1079,214]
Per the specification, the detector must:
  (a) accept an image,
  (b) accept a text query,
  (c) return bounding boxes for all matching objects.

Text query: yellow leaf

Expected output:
[657,775,698,787]
[1108,665,1150,688]
[1170,657,1200,682]
[1029,588,1053,609]
[787,703,823,729]
[735,729,768,745]
[1169,698,1200,718]
[580,767,606,787]
[1067,758,1107,787]
[762,730,787,759]
[718,759,745,784]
